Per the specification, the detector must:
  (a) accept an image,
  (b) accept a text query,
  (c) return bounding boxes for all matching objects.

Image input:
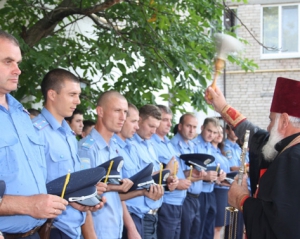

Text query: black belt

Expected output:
[3,226,41,239]
[187,192,200,198]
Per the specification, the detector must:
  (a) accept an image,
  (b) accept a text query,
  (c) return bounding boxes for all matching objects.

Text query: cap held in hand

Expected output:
[180,153,215,171]
[152,169,170,186]
[128,163,155,192]
[46,167,106,206]
[224,171,239,184]
[98,156,124,185]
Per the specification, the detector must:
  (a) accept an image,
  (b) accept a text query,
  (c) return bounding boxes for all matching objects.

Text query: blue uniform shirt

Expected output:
[33,108,85,239]
[129,133,163,210]
[78,129,123,239]
[193,135,216,193]
[151,134,186,205]
[112,134,159,218]
[223,139,250,190]
[223,139,242,167]
[170,133,203,195]
[0,94,47,233]
[211,146,230,189]
[112,134,140,178]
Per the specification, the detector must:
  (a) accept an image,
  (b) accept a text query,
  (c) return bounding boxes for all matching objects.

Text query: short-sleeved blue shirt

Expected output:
[129,133,163,211]
[211,146,230,189]
[33,108,85,239]
[223,139,250,189]
[151,134,186,205]
[223,139,242,167]
[170,133,203,195]
[113,134,160,218]
[193,135,216,193]
[78,129,123,239]
[0,94,47,233]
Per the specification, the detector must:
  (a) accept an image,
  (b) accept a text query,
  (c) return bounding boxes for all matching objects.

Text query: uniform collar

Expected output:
[41,107,71,133]
[173,133,194,149]
[194,134,210,147]
[89,127,113,150]
[112,134,127,149]
[2,94,23,113]
[225,139,240,148]
[133,133,145,144]
[151,134,168,144]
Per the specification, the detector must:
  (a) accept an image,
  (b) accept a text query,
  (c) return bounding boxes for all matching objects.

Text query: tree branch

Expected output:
[223,1,279,51]
[22,0,123,47]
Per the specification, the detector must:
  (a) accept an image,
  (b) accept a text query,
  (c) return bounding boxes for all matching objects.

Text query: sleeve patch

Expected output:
[225,150,232,159]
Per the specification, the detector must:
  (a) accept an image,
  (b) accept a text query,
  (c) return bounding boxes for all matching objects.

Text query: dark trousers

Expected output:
[157,203,182,239]
[143,213,158,239]
[3,232,40,239]
[180,194,201,239]
[199,192,217,239]
[50,228,71,239]
[122,213,143,239]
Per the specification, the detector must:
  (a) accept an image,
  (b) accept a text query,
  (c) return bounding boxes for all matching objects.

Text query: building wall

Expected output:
[221,2,300,130]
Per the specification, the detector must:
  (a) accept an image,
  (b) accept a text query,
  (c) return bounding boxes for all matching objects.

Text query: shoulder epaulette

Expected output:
[81,136,96,150]
[32,118,49,130]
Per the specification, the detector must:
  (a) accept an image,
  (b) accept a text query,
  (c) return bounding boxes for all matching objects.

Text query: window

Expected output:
[262,4,299,59]
[224,8,237,33]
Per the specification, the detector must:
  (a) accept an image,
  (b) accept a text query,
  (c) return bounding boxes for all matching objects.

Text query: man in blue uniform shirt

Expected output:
[33,69,105,239]
[151,105,191,239]
[113,103,164,239]
[0,30,67,238]
[223,124,248,239]
[78,90,133,239]
[170,113,207,239]
[193,117,226,239]
[130,104,178,239]
[224,125,245,171]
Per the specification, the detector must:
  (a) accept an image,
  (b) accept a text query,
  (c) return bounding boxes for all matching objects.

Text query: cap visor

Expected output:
[107,178,121,185]
[76,196,101,207]
[195,165,206,171]
[139,184,152,190]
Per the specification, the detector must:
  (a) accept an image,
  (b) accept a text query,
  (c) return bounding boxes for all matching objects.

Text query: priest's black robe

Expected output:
[235,121,300,239]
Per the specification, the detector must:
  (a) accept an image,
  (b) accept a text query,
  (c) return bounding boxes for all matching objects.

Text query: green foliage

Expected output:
[0,0,256,118]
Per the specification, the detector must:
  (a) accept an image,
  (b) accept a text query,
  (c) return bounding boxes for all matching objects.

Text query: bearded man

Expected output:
[205,77,300,239]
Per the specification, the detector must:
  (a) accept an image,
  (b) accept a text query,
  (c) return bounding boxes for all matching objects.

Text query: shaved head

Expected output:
[97,90,126,107]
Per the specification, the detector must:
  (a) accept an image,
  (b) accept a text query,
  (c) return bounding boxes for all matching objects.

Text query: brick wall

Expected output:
[218,3,300,130]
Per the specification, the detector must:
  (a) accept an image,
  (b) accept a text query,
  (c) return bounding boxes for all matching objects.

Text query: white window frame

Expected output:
[261,3,300,59]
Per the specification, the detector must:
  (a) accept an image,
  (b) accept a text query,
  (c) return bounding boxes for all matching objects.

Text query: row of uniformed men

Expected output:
[74,97,245,239]
[0,29,243,239]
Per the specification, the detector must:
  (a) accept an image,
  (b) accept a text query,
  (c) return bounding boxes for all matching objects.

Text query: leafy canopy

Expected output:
[0,0,255,117]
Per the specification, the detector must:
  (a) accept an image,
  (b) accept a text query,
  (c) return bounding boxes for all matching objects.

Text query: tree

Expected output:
[0,0,255,117]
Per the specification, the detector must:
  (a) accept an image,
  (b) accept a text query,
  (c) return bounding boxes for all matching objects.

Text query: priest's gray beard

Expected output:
[262,115,284,161]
